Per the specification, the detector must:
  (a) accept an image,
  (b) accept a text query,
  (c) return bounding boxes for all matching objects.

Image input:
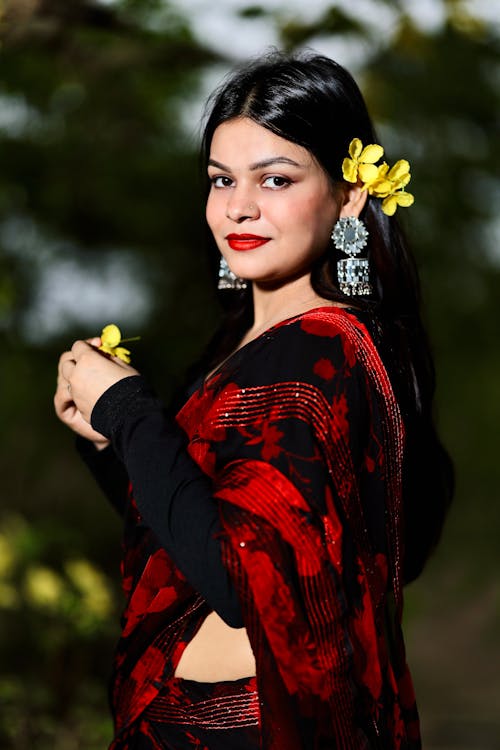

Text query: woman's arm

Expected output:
[90,375,243,627]
[55,340,243,627]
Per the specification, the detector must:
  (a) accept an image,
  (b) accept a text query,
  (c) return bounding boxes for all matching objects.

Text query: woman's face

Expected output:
[206,117,341,287]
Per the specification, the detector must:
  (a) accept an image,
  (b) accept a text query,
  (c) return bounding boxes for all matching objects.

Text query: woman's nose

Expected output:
[225,193,260,222]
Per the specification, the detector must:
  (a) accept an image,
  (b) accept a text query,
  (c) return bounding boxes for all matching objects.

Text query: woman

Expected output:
[54,53,453,749]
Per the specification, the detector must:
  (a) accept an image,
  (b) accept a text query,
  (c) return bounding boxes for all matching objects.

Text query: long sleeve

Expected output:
[90,375,244,628]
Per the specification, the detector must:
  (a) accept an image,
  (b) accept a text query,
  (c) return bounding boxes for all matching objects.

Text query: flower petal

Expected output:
[395,191,414,207]
[101,324,121,348]
[359,144,384,164]
[387,159,410,182]
[342,158,359,183]
[392,172,411,190]
[367,178,392,197]
[348,138,362,159]
[381,195,398,216]
[358,163,380,184]
[114,347,131,364]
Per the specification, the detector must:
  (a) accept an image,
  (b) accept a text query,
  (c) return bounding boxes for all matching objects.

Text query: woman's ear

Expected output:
[339,183,368,218]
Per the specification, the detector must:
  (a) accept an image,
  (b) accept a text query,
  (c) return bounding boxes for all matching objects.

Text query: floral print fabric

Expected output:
[111,306,420,749]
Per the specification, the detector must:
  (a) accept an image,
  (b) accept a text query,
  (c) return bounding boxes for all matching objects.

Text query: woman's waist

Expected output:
[173,610,256,682]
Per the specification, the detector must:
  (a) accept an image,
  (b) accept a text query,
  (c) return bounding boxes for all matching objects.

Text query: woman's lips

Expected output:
[226,234,270,251]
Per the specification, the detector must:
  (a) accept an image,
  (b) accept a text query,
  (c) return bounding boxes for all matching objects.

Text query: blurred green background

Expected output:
[0,0,499,747]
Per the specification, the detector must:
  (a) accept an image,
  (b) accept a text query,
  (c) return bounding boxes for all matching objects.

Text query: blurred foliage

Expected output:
[0,514,118,748]
[1,0,499,746]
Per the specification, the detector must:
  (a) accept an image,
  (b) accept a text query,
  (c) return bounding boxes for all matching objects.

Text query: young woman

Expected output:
[54,52,453,749]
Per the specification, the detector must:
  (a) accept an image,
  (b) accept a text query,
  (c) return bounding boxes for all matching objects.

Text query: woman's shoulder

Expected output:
[278,304,371,348]
[220,305,375,394]
[263,303,372,359]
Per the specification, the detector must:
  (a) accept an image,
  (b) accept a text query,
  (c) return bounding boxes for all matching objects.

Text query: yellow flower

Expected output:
[367,159,414,215]
[65,559,113,619]
[387,159,411,187]
[24,566,65,610]
[99,323,139,364]
[342,139,415,216]
[100,323,121,348]
[381,190,415,216]
[360,162,392,195]
[342,138,385,184]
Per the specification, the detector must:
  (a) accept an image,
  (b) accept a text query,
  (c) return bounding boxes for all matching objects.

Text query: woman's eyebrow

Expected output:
[207,156,304,171]
[249,156,304,170]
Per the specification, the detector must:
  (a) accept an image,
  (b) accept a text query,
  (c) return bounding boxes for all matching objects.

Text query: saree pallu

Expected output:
[110,307,421,749]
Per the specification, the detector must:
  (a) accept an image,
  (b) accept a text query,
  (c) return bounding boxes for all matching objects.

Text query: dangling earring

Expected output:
[331,216,373,296]
[217,256,247,290]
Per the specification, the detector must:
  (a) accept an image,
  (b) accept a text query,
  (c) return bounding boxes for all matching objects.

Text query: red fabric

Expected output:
[111,306,420,749]
[178,307,418,749]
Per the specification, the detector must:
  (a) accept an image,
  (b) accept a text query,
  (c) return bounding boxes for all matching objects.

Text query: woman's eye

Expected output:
[210,175,233,188]
[262,176,291,189]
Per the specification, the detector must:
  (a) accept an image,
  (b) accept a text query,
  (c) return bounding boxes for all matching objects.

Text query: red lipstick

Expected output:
[226,233,270,251]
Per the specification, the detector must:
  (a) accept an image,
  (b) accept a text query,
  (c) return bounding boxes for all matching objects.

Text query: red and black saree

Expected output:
[108,306,420,749]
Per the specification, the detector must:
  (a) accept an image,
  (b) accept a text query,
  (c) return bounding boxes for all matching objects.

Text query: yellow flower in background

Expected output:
[24,566,65,610]
[99,323,139,364]
[342,138,385,184]
[65,558,113,619]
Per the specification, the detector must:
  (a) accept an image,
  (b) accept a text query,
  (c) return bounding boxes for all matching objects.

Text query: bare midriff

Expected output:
[173,611,256,682]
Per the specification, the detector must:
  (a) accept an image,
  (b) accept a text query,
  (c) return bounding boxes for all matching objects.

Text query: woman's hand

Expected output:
[54,337,139,448]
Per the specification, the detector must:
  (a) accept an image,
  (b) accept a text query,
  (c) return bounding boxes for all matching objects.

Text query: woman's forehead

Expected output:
[209,118,314,167]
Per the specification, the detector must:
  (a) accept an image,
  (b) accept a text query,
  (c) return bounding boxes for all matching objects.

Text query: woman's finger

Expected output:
[61,357,77,382]
[57,350,76,380]
[71,339,93,361]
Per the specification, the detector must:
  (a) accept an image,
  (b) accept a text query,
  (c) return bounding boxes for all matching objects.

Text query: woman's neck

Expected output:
[250,276,333,336]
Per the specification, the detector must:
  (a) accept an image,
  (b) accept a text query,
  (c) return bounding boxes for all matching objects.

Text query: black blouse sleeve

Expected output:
[89,375,244,628]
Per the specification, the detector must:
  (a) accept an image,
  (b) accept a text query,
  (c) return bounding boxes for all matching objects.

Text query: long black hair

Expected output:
[196,51,453,584]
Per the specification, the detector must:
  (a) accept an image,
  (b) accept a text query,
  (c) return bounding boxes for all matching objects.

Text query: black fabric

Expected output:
[82,375,244,628]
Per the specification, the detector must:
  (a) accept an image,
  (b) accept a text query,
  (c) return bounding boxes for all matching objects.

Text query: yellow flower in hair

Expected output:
[359,161,391,194]
[342,138,385,184]
[343,138,415,216]
[388,159,411,188]
[99,323,139,364]
[367,159,414,216]
[381,190,415,217]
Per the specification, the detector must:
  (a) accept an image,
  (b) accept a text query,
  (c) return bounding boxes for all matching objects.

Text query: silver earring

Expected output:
[217,256,247,290]
[331,216,373,296]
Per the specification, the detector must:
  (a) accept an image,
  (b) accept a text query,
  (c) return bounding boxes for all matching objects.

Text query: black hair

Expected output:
[196,50,453,584]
